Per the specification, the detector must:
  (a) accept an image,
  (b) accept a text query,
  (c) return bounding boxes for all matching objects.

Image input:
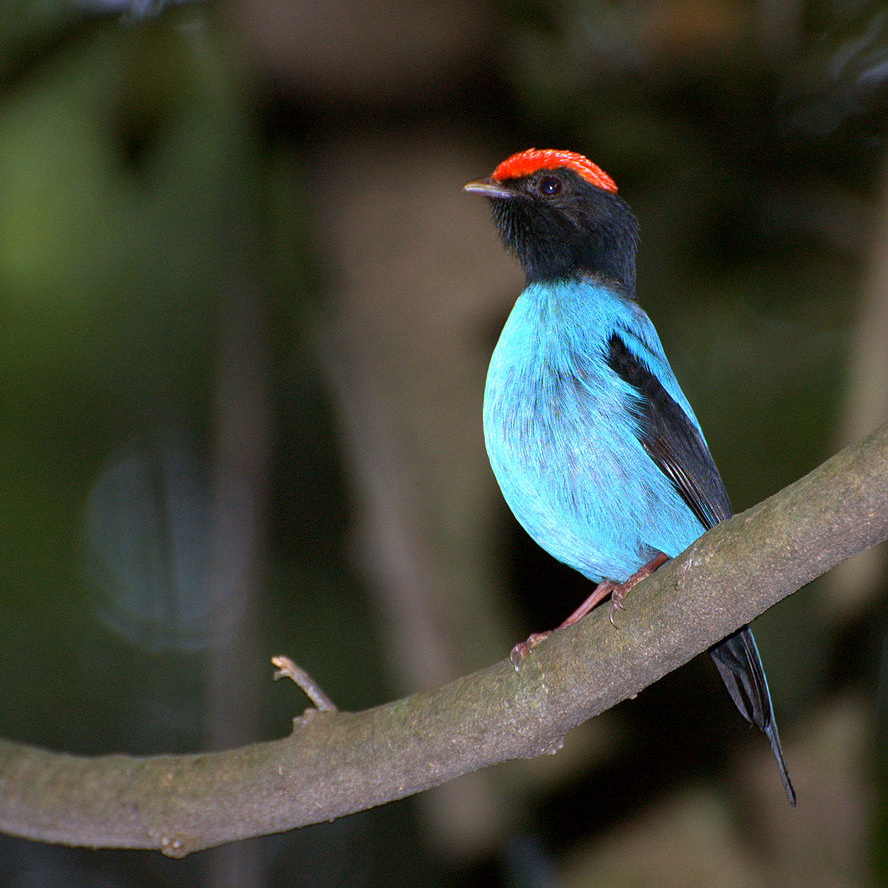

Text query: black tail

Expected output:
[710,625,796,806]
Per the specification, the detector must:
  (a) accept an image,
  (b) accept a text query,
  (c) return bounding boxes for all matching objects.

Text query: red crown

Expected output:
[492,148,618,193]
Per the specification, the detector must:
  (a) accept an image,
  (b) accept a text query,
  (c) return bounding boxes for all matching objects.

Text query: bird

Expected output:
[464,147,796,806]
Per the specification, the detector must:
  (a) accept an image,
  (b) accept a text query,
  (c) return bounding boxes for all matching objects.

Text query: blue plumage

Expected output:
[466,147,795,805]
[484,278,706,581]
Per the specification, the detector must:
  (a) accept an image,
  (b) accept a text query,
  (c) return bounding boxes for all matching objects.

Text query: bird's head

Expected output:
[464,148,639,293]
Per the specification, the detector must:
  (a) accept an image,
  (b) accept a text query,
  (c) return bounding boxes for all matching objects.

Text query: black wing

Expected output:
[606,331,731,530]
[606,332,796,805]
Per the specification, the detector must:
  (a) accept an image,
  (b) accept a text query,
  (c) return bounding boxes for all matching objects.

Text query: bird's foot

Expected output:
[509,577,618,669]
[510,631,552,669]
[608,551,670,627]
[509,552,670,668]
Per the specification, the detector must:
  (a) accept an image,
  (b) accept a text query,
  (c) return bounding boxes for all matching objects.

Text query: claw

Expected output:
[510,630,552,669]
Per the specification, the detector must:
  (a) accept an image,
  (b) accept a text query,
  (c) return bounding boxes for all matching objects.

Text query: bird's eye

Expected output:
[537,176,562,196]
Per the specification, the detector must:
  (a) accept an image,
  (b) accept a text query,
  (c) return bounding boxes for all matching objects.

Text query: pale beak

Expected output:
[463,178,513,199]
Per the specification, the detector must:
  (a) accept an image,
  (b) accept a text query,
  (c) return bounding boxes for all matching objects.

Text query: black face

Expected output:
[488,168,640,292]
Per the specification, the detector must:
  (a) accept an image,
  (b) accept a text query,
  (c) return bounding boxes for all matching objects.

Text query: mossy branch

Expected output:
[2,422,888,856]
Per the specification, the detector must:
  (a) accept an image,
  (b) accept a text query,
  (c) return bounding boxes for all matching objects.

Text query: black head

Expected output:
[465,148,640,293]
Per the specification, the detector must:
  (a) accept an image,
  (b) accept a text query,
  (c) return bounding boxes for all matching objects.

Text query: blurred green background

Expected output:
[1,0,886,885]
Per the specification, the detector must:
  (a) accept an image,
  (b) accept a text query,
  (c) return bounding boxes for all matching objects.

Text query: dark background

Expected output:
[1,0,886,884]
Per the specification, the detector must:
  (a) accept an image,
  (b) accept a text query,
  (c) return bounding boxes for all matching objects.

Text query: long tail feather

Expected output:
[710,625,796,806]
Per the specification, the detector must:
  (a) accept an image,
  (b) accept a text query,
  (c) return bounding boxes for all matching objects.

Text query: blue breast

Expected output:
[483,278,709,583]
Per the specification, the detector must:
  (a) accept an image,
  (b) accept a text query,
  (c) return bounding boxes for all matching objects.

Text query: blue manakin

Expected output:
[465,148,795,805]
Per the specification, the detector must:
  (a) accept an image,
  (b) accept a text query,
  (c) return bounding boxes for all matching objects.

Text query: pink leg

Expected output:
[510,551,670,668]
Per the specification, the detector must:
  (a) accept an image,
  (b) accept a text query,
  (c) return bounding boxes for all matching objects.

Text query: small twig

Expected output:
[271,656,338,713]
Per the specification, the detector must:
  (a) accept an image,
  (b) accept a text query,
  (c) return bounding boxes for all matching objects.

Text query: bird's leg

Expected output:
[510,551,670,668]
[509,580,616,666]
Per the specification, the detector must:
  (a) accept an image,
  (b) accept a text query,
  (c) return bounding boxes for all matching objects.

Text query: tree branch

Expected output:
[3,422,888,856]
